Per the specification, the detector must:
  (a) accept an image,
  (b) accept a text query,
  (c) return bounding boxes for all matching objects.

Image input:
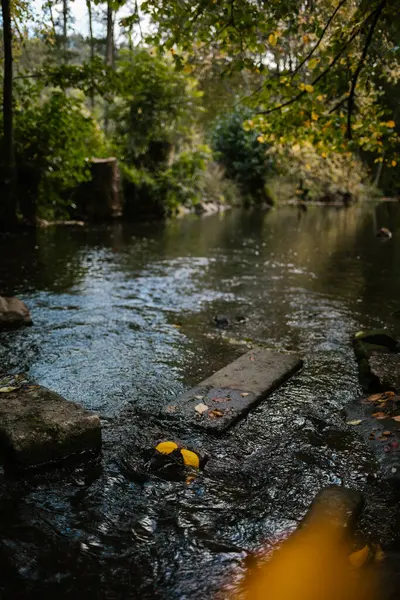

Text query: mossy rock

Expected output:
[353,329,399,353]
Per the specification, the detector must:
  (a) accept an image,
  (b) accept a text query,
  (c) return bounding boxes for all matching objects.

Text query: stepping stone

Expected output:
[0,384,101,468]
[301,486,364,532]
[161,347,303,433]
[368,354,400,391]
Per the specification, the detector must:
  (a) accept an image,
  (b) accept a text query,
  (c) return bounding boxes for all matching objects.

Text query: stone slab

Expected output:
[0,384,101,468]
[368,353,400,391]
[301,486,364,532]
[161,347,303,432]
[0,296,32,330]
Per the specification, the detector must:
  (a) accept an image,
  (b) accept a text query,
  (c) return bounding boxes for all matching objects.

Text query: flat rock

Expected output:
[0,296,32,330]
[161,347,303,432]
[301,486,364,532]
[0,384,101,468]
[369,354,400,391]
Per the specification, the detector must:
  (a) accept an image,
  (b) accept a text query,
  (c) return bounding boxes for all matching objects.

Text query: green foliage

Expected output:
[211,107,274,203]
[12,89,106,219]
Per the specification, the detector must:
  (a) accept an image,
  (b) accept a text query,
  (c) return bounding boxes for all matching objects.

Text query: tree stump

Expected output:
[79,157,123,221]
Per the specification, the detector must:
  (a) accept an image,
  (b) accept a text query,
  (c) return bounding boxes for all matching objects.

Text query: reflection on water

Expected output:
[0,203,400,598]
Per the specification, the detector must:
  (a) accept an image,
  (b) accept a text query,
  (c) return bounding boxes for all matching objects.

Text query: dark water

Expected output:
[1,203,400,599]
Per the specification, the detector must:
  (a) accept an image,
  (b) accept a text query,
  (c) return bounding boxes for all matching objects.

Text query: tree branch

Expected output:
[291,0,348,78]
[347,0,386,139]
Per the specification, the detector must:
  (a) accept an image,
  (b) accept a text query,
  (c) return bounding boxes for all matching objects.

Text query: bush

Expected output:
[210,107,275,204]
[12,90,105,220]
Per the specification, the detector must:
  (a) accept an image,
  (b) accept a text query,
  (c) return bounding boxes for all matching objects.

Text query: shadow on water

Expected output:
[1,202,400,598]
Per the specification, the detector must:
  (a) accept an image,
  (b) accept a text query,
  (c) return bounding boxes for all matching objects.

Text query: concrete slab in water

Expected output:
[0,385,101,468]
[162,347,303,432]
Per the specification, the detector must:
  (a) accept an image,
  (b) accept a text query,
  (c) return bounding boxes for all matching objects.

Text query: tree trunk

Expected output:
[62,0,68,62]
[104,1,114,132]
[86,0,95,108]
[0,0,17,228]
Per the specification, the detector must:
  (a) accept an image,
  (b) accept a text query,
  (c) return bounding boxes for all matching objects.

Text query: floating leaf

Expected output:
[209,409,224,418]
[165,405,177,413]
[181,449,200,469]
[194,395,204,400]
[393,415,400,422]
[241,392,250,397]
[382,431,392,436]
[195,403,209,415]
[155,441,178,455]
[346,419,362,426]
[186,474,196,484]
[372,412,387,419]
[0,386,17,393]
[349,545,370,568]
[367,393,384,402]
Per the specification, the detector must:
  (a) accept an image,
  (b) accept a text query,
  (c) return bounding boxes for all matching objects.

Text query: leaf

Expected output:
[392,415,400,422]
[209,409,224,418]
[382,431,392,436]
[195,403,209,415]
[155,441,178,455]
[372,412,387,419]
[186,474,196,484]
[241,392,250,397]
[165,405,177,413]
[385,120,396,128]
[392,160,397,167]
[311,112,318,121]
[180,449,200,469]
[194,395,204,400]
[211,396,229,403]
[268,33,277,46]
[0,387,17,393]
[349,545,371,568]
[304,84,314,93]
[367,393,384,402]
[346,419,362,426]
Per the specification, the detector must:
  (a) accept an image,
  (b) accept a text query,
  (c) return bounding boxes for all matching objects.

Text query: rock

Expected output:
[301,486,364,532]
[213,315,230,328]
[160,347,303,433]
[353,329,399,358]
[0,384,101,468]
[0,296,32,330]
[368,354,400,391]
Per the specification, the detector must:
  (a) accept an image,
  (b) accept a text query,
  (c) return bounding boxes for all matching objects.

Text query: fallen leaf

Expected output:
[382,431,392,436]
[155,441,178,455]
[349,545,371,568]
[347,419,362,426]
[180,449,200,469]
[186,474,196,485]
[165,405,177,413]
[211,396,229,403]
[384,391,395,397]
[194,395,204,400]
[372,412,387,419]
[367,393,384,402]
[369,432,375,440]
[392,415,400,422]
[241,392,250,397]
[209,409,224,418]
[0,386,17,393]
[195,403,209,415]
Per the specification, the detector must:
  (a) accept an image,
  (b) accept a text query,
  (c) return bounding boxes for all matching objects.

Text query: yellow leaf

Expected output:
[321,152,327,158]
[317,94,324,101]
[374,157,384,163]
[346,419,362,426]
[308,58,318,69]
[0,386,17,393]
[305,84,314,93]
[374,545,385,562]
[183,64,193,73]
[305,163,311,171]
[257,135,265,143]
[386,120,396,128]
[391,160,397,167]
[292,143,301,152]
[303,34,309,43]
[180,449,200,469]
[311,112,318,121]
[349,545,370,568]
[155,441,178,455]
[269,33,277,46]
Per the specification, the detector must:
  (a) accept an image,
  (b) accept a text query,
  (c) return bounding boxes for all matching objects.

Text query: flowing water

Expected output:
[1,203,400,598]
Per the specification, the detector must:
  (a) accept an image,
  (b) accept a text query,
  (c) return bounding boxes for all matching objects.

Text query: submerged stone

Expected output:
[301,486,364,532]
[0,384,101,468]
[161,347,303,433]
[368,354,400,391]
[0,296,32,330]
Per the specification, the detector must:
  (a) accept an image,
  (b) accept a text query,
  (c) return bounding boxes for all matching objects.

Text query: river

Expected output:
[0,203,400,598]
